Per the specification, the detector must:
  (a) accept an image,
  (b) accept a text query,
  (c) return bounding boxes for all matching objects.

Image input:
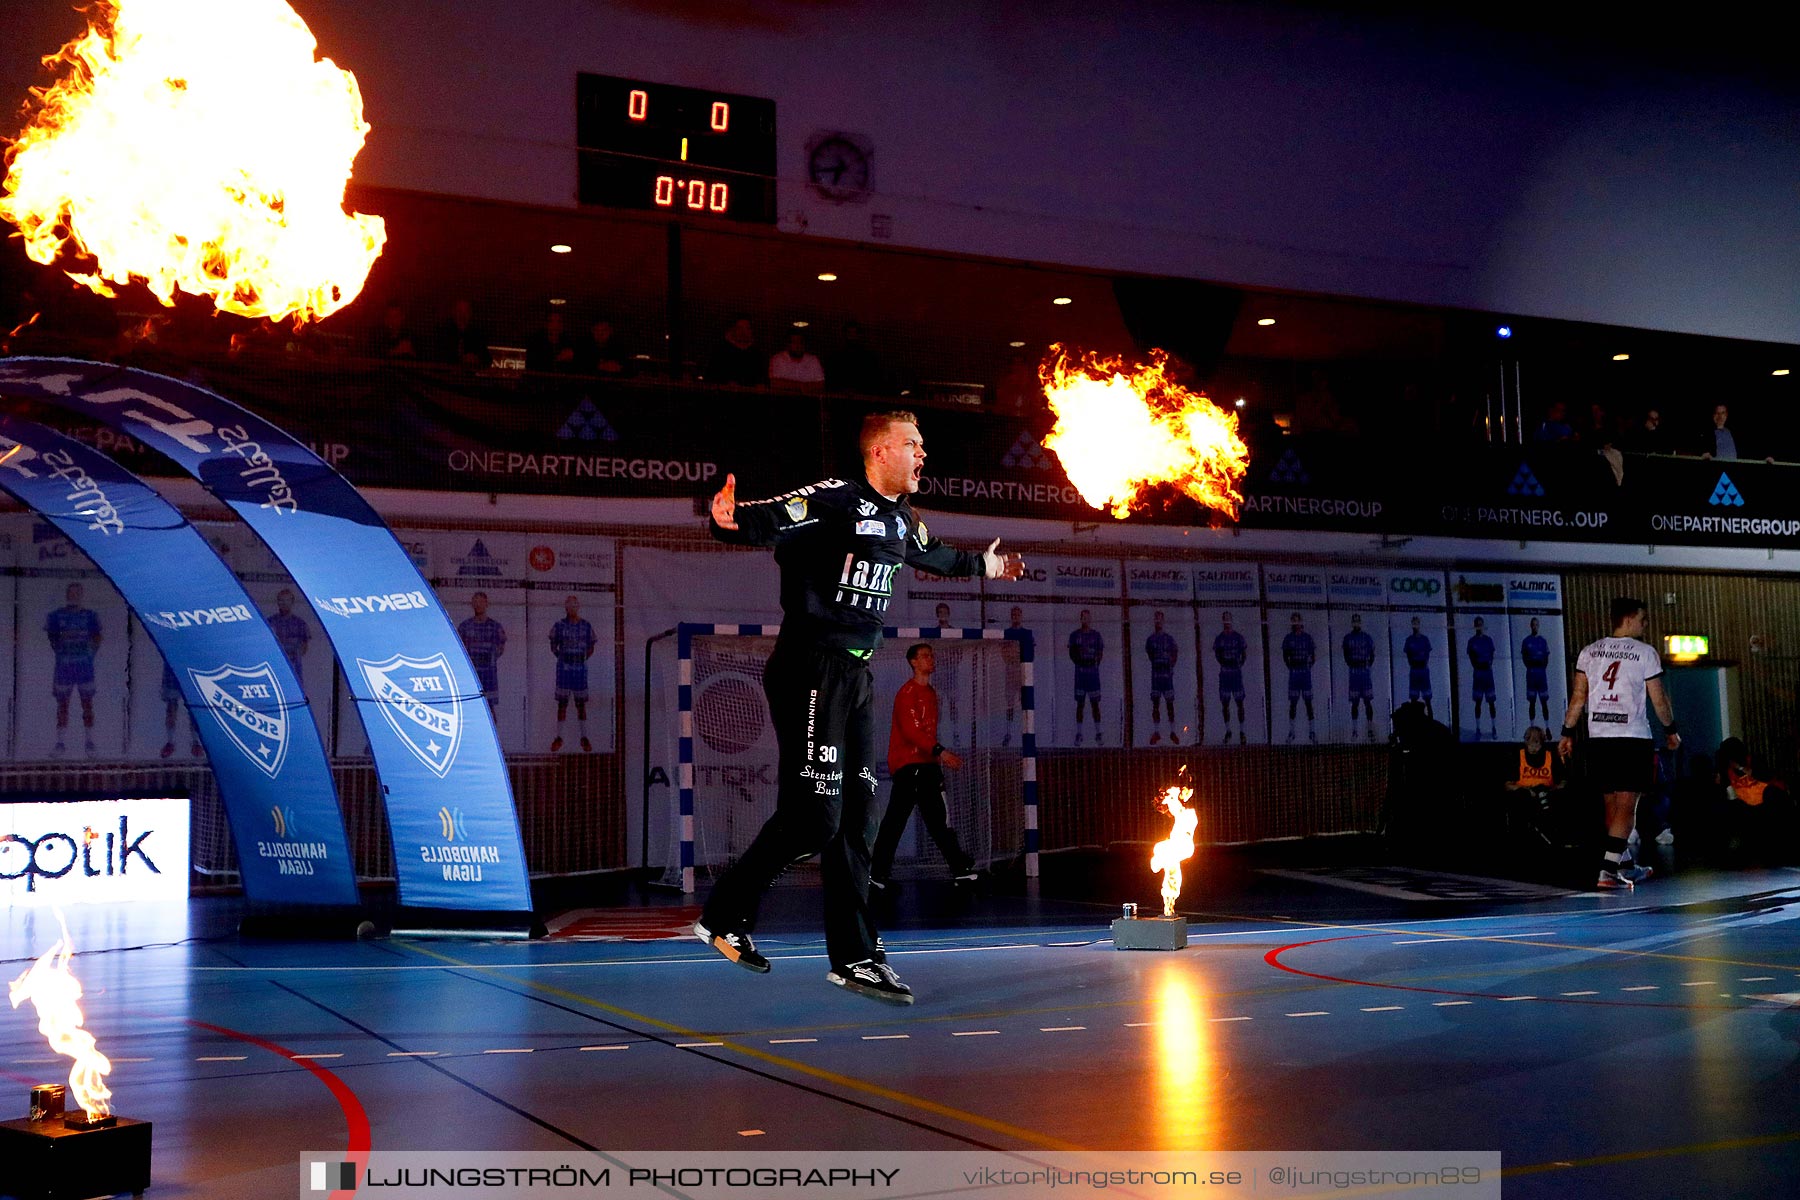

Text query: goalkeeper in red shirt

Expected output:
[871,643,978,889]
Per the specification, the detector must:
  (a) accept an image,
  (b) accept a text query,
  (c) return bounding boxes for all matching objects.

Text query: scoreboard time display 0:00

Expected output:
[576,73,777,223]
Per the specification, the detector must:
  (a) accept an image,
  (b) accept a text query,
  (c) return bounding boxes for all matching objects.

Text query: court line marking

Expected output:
[1508,1129,1800,1178]
[1361,1006,1404,1012]
[951,1030,1000,1037]
[1211,1016,1253,1022]
[483,1048,534,1054]
[1433,1001,1472,1007]
[195,1055,248,1062]
[1393,932,1556,945]
[401,944,1084,1151]
[1039,1026,1086,1032]
[1286,1011,1330,1017]
[1266,935,1795,1010]
[768,1038,817,1045]
[579,1045,630,1051]
[862,1034,909,1041]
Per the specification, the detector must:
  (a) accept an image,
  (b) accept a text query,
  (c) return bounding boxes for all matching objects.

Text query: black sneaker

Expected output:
[827,959,914,1005]
[693,920,770,973]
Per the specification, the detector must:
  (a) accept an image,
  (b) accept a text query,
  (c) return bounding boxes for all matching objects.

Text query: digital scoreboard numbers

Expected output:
[576,73,777,223]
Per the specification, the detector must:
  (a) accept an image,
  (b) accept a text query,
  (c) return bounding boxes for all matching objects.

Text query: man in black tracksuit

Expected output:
[695,409,1024,1004]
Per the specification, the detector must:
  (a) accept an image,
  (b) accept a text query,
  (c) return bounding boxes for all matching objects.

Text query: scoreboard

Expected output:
[576,73,777,224]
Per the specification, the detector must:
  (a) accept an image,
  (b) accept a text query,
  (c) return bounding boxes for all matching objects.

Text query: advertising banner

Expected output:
[1126,564,1197,747]
[1505,574,1567,736]
[1449,573,1514,742]
[0,417,359,907]
[1194,563,1266,745]
[1326,568,1390,744]
[0,359,529,914]
[1385,570,1451,726]
[2,797,191,907]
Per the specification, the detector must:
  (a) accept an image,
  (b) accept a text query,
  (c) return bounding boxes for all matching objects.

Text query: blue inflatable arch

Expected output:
[0,359,532,921]
[0,414,360,910]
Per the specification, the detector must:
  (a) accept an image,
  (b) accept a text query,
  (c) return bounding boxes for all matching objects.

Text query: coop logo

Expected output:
[189,663,290,778]
[529,546,556,572]
[358,653,462,777]
[312,590,431,617]
[1390,577,1442,596]
[142,604,254,631]
[438,805,470,842]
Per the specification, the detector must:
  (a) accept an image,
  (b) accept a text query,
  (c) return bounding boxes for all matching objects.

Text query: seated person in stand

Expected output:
[1715,737,1794,863]
[769,331,826,392]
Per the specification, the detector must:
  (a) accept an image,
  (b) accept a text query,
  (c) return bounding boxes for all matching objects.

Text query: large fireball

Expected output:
[0,0,386,324]
[1039,345,1249,520]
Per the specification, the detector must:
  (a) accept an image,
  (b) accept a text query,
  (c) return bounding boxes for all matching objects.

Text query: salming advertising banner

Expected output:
[0,416,358,907]
[0,359,530,913]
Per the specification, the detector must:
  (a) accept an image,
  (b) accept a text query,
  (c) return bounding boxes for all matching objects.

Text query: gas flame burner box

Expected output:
[0,1113,152,1199]
[1111,914,1188,951]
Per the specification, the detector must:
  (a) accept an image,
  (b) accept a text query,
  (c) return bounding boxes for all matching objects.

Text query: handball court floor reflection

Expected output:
[4,861,1799,1199]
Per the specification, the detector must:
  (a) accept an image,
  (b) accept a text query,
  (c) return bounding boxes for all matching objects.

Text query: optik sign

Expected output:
[1,798,190,906]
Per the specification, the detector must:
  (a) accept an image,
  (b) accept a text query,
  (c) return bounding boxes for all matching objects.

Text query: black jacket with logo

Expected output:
[710,476,985,654]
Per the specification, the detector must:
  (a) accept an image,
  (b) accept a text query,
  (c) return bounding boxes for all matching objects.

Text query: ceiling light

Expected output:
[792,320,809,328]
[1774,369,1791,377]
[1256,317,1276,326]
[1612,353,1630,361]
[1496,325,1512,339]
[547,298,566,306]
[816,272,838,282]
[550,244,572,254]
[1234,398,1246,408]
[1051,296,1072,306]
[1008,340,1026,348]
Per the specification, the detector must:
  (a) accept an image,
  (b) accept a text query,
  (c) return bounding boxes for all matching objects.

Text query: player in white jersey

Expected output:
[1558,597,1678,890]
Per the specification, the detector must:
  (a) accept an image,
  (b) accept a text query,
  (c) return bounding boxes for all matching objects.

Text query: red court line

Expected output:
[187,1018,369,1198]
[1263,935,1752,1011]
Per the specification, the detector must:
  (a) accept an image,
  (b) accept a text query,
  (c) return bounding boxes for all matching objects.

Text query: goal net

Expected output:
[656,624,1033,893]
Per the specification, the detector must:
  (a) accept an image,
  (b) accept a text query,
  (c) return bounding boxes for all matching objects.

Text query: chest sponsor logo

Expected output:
[855,519,886,537]
[358,653,463,777]
[189,663,289,778]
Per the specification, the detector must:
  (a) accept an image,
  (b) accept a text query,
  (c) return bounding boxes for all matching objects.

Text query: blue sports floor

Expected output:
[4,861,1799,1199]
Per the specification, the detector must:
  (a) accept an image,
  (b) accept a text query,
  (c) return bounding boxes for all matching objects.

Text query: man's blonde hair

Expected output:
[860,409,918,460]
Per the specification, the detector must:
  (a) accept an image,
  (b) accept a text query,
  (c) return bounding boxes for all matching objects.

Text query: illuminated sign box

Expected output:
[1,798,190,907]
[1664,634,1709,663]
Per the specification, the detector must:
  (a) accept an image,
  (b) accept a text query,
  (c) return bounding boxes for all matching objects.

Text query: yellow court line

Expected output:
[1506,1128,1800,1177]
[400,942,1083,1151]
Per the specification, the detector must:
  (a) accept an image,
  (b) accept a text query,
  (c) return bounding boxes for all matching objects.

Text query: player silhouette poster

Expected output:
[1126,564,1198,747]
[1385,570,1451,727]
[1327,568,1390,744]
[1194,562,1266,745]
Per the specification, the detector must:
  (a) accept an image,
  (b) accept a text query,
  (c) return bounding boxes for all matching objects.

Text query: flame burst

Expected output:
[9,914,112,1119]
[1149,781,1198,918]
[1039,345,1249,519]
[0,0,386,324]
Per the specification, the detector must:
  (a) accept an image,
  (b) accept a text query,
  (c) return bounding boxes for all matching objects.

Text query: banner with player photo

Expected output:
[1385,570,1451,727]
[519,534,619,757]
[1505,575,1567,738]
[13,525,128,759]
[1326,568,1391,744]
[985,556,1124,748]
[1264,567,1330,745]
[1194,563,1267,746]
[0,358,529,915]
[1449,573,1514,742]
[896,557,985,632]
[1125,564,1198,747]
[0,417,358,907]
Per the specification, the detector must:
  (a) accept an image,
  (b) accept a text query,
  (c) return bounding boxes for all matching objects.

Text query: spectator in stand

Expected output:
[829,320,884,393]
[525,310,578,374]
[769,331,826,391]
[435,298,490,367]
[1624,407,1672,455]
[576,317,632,377]
[1714,737,1794,863]
[365,300,418,360]
[1292,368,1357,436]
[706,314,763,386]
[994,351,1039,418]
[1533,400,1573,442]
[1699,403,1772,463]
